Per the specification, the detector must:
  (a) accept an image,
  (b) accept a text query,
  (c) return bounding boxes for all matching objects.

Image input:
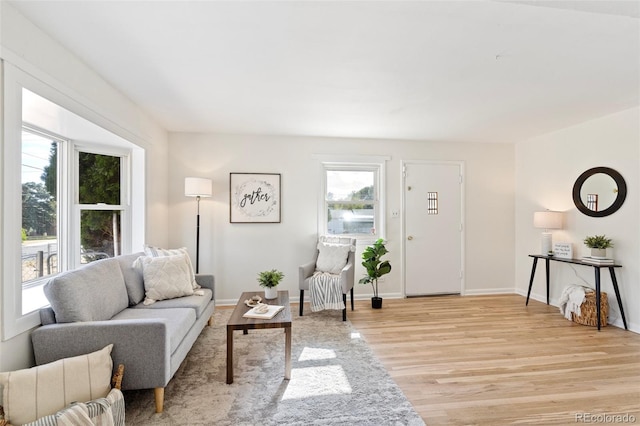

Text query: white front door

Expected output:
[404,161,463,296]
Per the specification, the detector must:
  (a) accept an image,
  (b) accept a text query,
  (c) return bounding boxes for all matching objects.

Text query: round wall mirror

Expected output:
[572,167,627,217]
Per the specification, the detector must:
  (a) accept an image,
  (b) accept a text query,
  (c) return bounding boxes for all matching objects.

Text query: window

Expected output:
[21,129,59,284]
[3,64,144,340]
[319,157,388,240]
[19,108,130,316]
[77,150,124,262]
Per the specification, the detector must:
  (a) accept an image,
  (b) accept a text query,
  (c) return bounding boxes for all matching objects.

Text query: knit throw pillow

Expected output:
[315,242,351,275]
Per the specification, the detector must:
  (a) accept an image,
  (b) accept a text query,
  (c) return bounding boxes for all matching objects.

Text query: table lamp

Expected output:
[533,210,563,255]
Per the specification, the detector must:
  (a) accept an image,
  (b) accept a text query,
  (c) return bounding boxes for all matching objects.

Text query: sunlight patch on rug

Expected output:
[298,346,336,361]
[281,365,352,400]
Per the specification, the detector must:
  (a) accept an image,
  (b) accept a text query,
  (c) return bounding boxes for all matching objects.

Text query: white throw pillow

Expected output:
[316,242,351,275]
[0,344,113,426]
[140,253,195,305]
[143,245,200,289]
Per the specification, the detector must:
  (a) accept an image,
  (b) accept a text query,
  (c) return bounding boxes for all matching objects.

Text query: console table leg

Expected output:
[594,268,602,331]
[526,257,538,306]
[609,267,628,330]
[545,258,550,305]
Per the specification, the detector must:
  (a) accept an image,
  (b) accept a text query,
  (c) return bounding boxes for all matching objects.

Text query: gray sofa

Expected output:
[30,252,215,413]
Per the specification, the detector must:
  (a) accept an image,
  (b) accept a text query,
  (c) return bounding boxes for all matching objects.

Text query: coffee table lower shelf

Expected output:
[226,290,292,384]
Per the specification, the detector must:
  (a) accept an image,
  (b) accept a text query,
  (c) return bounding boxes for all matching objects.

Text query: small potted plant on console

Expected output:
[583,235,613,259]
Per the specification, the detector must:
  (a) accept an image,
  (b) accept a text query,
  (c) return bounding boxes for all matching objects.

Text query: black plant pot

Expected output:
[371,297,383,309]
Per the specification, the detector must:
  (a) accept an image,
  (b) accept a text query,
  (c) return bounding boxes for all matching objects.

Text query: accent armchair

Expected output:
[299,236,356,321]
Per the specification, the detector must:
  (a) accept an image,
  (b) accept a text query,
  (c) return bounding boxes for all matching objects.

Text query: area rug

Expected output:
[124,308,425,425]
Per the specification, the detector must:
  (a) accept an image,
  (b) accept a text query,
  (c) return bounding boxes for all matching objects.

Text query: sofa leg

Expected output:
[154,387,165,413]
[299,289,304,316]
[208,315,214,326]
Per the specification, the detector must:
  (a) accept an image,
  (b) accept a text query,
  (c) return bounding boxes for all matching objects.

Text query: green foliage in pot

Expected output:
[583,235,614,249]
[358,238,392,298]
[257,269,284,288]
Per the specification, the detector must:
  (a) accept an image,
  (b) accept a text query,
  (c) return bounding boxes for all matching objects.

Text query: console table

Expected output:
[526,254,627,331]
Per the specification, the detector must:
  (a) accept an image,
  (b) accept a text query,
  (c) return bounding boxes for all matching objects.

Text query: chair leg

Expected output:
[350,287,354,310]
[342,293,347,321]
[299,289,304,316]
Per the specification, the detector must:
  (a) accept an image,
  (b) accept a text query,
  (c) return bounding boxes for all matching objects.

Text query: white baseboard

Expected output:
[463,288,515,296]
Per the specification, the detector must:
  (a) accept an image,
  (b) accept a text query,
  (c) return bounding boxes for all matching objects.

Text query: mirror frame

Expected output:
[572,167,627,217]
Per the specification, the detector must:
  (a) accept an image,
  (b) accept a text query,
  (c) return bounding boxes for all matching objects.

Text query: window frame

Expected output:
[317,155,389,244]
[73,144,131,267]
[2,63,144,340]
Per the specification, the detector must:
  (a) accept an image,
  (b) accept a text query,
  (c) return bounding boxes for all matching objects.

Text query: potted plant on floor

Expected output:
[359,238,392,309]
[583,235,613,259]
[258,269,284,299]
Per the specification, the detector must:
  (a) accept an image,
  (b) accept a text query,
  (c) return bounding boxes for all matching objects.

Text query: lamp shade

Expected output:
[533,211,563,229]
[185,177,212,197]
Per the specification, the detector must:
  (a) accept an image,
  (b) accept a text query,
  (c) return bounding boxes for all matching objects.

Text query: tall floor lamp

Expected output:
[185,177,212,273]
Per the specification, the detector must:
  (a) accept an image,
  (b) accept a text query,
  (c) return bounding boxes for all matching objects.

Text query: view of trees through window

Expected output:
[21,131,58,284]
[21,130,122,285]
[77,152,122,260]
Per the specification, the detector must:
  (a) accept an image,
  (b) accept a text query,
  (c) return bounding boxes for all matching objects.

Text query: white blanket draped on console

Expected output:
[309,271,345,312]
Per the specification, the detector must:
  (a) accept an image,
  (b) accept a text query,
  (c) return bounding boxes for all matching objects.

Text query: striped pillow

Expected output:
[0,345,113,425]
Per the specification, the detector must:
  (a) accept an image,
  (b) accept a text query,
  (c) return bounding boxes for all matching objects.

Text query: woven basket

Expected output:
[572,291,608,327]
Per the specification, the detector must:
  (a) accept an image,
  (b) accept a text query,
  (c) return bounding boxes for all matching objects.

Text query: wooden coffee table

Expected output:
[226,290,292,384]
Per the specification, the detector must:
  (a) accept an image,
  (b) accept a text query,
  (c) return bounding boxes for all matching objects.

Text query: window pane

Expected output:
[326,171,374,201]
[80,210,121,262]
[79,152,120,205]
[21,131,58,284]
[327,203,375,235]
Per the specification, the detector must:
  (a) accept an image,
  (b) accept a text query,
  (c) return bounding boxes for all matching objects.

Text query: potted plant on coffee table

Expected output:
[359,238,392,309]
[583,235,613,259]
[258,269,284,299]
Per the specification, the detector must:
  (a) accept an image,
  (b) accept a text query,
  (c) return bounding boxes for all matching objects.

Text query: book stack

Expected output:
[581,256,615,265]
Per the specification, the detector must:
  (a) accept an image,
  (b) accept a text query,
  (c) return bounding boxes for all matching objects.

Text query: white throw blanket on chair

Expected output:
[309,271,345,312]
[558,284,588,320]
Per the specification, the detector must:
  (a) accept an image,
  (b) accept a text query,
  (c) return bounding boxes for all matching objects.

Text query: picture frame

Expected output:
[230,173,281,223]
[553,242,573,260]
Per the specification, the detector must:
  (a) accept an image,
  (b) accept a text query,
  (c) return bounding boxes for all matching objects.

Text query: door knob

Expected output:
[407,236,413,240]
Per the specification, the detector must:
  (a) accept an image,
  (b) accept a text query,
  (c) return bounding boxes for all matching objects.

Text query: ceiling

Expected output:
[8,0,640,143]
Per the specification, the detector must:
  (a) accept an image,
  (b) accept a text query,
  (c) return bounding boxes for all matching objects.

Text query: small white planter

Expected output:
[264,286,278,299]
[590,248,607,259]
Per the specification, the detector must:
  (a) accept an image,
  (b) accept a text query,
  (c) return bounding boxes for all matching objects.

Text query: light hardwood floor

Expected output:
[346,294,640,426]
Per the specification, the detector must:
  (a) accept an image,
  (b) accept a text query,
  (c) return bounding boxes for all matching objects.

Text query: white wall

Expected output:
[515,107,640,332]
[0,3,170,371]
[168,133,515,304]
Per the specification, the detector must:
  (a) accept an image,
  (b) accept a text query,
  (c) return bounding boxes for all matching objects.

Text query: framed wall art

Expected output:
[230,173,281,223]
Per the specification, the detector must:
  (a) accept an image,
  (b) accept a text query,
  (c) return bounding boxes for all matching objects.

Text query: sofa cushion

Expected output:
[44,258,129,323]
[133,288,213,318]
[111,308,196,355]
[115,252,145,305]
[0,344,113,425]
[139,254,195,305]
